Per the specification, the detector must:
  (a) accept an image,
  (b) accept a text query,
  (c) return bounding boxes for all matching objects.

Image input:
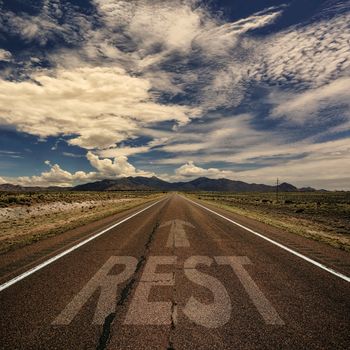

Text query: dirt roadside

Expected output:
[0,192,163,254]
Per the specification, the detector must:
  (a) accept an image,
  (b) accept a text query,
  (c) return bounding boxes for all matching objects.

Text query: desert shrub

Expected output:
[7,196,20,204]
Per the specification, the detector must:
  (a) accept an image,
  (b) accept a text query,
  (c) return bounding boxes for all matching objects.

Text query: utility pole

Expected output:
[276,178,279,203]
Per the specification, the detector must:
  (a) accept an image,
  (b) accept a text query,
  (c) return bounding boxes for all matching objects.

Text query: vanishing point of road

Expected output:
[0,194,349,349]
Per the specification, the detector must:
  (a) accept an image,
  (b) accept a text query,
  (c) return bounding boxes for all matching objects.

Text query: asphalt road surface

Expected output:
[0,194,349,349]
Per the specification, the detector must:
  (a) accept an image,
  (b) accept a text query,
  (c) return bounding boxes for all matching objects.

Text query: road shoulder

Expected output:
[183,195,350,278]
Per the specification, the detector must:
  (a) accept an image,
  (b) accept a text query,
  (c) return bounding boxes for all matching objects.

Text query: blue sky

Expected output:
[0,0,349,189]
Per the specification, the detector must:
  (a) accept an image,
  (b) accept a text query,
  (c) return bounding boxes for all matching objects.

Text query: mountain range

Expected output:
[0,176,317,192]
[73,176,303,192]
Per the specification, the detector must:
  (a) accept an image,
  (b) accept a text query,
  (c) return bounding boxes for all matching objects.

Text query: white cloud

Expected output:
[62,152,84,158]
[86,151,153,177]
[254,11,350,89]
[0,176,6,184]
[0,1,95,50]
[1,9,64,46]
[233,145,350,190]
[98,146,150,158]
[270,77,350,124]
[194,8,282,58]
[158,114,266,157]
[196,5,350,112]
[0,49,12,62]
[96,136,170,158]
[156,119,350,166]
[94,0,205,54]
[174,161,235,180]
[0,67,199,149]
[6,151,154,187]
[15,164,97,187]
[129,2,202,53]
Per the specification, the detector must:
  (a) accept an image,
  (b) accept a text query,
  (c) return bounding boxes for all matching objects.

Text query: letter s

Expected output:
[183,256,231,328]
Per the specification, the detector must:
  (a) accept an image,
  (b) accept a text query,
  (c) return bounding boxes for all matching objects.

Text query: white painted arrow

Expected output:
[159,219,195,248]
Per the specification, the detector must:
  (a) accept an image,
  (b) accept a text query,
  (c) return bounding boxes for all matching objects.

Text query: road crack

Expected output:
[167,297,177,350]
[96,221,160,350]
[166,236,178,350]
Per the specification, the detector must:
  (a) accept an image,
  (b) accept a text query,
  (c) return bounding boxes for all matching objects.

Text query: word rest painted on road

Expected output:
[53,255,284,328]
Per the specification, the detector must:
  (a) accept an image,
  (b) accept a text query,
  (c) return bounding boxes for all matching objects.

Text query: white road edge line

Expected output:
[0,198,166,292]
[183,196,350,283]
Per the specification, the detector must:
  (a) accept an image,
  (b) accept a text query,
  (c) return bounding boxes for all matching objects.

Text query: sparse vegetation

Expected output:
[0,191,163,254]
[186,191,350,252]
[0,191,159,207]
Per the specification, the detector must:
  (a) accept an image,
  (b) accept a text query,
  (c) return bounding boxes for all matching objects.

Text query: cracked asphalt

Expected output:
[0,193,349,349]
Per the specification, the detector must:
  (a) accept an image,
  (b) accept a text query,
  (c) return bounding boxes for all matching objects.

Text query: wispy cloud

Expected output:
[270,77,350,124]
[0,150,22,159]
[254,10,350,90]
[62,152,84,158]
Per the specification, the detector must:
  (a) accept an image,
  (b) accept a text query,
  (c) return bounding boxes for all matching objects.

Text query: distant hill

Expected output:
[0,176,311,193]
[73,176,301,192]
[299,187,316,192]
[0,183,71,192]
[73,177,171,191]
[0,184,24,192]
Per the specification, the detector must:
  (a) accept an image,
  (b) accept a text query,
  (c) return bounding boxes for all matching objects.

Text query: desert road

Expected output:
[0,194,349,349]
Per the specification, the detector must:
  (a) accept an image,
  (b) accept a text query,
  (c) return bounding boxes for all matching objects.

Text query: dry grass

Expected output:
[186,191,350,252]
[0,191,163,254]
